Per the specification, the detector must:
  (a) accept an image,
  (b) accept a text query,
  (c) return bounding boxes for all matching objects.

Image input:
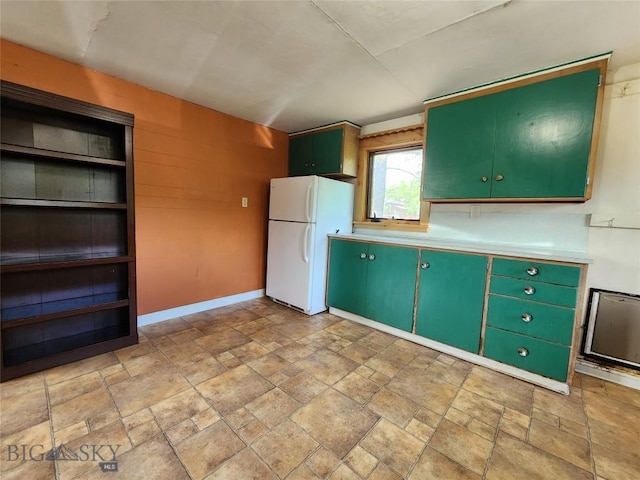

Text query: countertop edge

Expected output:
[329,234,593,264]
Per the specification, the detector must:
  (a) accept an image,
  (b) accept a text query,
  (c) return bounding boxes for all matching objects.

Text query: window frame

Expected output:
[366,145,424,221]
[354,124,430,232]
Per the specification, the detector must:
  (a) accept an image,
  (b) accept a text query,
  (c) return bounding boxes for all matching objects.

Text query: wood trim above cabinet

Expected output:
[423,56,609,108]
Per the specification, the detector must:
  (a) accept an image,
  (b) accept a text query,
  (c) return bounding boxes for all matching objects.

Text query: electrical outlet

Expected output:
[241,197,248,208]
[470,205,481,219]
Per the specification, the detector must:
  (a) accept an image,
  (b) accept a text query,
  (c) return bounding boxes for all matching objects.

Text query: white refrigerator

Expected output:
[266,175,354,315]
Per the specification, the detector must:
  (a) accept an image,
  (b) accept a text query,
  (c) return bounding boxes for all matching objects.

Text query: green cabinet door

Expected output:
[289,135,313,176]
[415,250,487,353]
[327,239,368,317]
[365,244,418,332]
[484,326,570,381]
[311,129,343,175]
[423,94,498,199]
[492,69,600,198]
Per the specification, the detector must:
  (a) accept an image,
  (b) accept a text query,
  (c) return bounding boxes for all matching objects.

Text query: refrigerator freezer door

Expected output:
[266,220,316,312]
[269,176,318,223]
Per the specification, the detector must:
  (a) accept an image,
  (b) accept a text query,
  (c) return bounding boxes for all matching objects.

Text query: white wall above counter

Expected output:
[332,232,592,264]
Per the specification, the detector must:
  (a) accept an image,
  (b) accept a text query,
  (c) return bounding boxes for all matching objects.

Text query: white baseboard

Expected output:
[575,358,640,391]
[329,307,571,395]
[137,289,265,327]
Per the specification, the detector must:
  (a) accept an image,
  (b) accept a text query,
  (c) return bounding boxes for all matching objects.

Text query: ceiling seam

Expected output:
[376,0,514,56]
[81,1,114,60]
[308,0,417,96]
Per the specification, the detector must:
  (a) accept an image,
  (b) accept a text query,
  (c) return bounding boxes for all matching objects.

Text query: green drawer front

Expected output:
[492,258,581,287]
[487,295,574,345]
[490,276,577,308]
[483,327,570,381]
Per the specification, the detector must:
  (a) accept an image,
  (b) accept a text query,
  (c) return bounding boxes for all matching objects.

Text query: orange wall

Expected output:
[0,39,289,314]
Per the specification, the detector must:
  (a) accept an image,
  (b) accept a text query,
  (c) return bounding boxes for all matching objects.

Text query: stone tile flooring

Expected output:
[1,298,639,479]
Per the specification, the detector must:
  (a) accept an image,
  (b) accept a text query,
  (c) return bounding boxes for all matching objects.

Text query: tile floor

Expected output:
[1,298,639,480]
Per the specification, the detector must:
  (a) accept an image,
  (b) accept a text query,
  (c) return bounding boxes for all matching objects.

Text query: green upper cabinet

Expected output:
[289,122,360,178]
[423,61,605,202]
[327,239,418,332]
[415,250,488,353]
[423,94,498,199]
[288,135,313,177]
[492,69,600,198]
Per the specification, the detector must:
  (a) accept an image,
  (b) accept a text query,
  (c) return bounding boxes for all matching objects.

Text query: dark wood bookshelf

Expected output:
[1,143,127,167]
[1,81,137,381]
[0,255,134,273]
[2,299,130,329]
[0,198,127,209]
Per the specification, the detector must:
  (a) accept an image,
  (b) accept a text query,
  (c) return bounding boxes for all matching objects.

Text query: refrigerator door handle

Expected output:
[305,183,313,222]
[303,224,311,264]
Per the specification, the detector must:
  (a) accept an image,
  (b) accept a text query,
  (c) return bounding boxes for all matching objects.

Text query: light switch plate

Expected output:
[242,197,248,208]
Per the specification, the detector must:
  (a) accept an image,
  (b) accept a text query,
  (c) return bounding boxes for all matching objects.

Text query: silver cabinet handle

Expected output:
[521,313,533,323]
[421,262,430,269]
[481,176,488,182]
[526,267,539,276]
[524,286,535,295]
[495,174,504,181]
[517,347,529,357]
[360,253,367,259]
[369,254,376,261]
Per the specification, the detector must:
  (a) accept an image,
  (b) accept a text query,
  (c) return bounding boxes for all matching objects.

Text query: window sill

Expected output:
[353,220,429,233]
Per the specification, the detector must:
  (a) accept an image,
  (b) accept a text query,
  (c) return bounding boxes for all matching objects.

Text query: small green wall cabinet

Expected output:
[289,122,360,177]
[423,59,607,202]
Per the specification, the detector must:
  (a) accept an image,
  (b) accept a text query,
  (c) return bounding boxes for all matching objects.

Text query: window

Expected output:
[354,124,429,232]
[367,147,423,221]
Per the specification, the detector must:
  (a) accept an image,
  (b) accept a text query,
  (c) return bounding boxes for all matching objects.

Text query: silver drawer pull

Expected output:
[526,267,539,276]
[524,286,536,295]
[521,313,533,323]
[360,253,367,259]
[421,262,430,269]
[369,254,376,261]
[517,347,529,357]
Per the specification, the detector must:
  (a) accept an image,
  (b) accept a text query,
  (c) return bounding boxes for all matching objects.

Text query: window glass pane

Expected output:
[368,148,423,220]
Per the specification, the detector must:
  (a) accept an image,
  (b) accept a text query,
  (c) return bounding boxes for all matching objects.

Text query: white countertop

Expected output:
[330,233,593,264]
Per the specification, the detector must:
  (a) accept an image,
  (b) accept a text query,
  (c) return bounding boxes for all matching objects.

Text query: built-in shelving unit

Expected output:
[0,81,137,381]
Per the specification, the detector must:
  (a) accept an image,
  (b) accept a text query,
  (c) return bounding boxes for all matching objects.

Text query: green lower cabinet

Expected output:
[327,239,368,317]
[490,276,577,308]
[327,240,418,332]
[483,326,570,381]
[365,244,418,332]
[487,295,575,345]
[415,250,487,353]
[491,257,581,286]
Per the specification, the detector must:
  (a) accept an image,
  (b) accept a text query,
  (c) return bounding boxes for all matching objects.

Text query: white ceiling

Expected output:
[1,1,639,133]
